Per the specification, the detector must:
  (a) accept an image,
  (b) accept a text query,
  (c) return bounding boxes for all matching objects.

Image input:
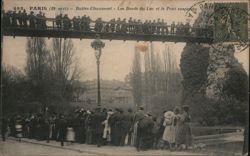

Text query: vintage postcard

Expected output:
[1,0,249,156]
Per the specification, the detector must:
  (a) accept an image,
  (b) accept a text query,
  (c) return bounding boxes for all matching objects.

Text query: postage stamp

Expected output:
[213,3,249,42]
[186,1,250,51]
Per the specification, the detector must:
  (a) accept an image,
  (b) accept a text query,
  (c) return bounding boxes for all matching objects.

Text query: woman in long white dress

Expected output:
[102,110,113,144]
[66,116,75,145]
[66,127,75,143]
[15,116,23,142]
[162,111,176,150]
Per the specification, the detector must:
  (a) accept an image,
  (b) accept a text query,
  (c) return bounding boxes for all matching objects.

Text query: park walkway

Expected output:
[4,132,243,156]
[6,137,206,156]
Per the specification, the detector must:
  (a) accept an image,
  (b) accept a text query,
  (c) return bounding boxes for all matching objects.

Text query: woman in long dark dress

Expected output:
[85,111,93,144]
[175,105,192,150]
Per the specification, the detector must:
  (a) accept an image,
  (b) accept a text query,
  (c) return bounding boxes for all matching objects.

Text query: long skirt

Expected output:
[86,127,92,144]
[66,127,75,142]
[49,125,53,139]
[103,125,111,139]
[140,131,153,150]
[131,122,138,146]
[175,123,192,146]
[162,125,175,143]
[15,124,23,138]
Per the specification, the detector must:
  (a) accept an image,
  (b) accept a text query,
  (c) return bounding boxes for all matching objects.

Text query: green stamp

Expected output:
[213,3,248,43]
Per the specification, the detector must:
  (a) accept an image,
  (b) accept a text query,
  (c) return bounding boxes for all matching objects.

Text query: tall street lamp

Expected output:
[91,35,105,106]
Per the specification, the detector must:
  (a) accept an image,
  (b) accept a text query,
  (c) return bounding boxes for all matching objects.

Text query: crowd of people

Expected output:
[3,10,213,37]
[1,105,192,151]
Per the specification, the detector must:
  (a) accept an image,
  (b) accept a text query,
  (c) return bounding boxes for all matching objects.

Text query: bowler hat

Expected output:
[182,105,190,108]
[147,112,152,116]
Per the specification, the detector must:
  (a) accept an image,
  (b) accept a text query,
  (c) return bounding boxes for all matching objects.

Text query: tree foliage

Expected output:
[222,64,248,102]
[25,38,51,107]
[131,47,142,106]
[180,43,248,126]
[2,65,31,115]
[131,43,182,115]
[2,37,82,115]
[180,43,210,101]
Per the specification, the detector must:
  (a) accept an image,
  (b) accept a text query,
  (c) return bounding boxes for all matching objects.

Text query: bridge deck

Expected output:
[3,27,214,43]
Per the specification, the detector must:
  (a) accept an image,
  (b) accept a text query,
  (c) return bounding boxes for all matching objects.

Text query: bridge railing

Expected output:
[3,16,214,39]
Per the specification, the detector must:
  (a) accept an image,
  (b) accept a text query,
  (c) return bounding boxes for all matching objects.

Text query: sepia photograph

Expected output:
[1,0,249,156]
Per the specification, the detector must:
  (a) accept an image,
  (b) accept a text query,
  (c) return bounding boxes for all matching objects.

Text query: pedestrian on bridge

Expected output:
[115,18,121,33]
[3,10,11,28]
[17,11,23,27]
[36,11,43,29]
[162,19,168,35]
[56,14,63,29]
[11,11,18,27]
[63,14,71,30]
[72,16,78,30]
[75,16,81,31]
[121,18,128,33]
[128,17,133,33]
[142,20,149,34]
[41,13,47,29]
[170,21,175,35]
[110,19,116,32]
[95,18,103,33]
[103,22,110,33]
[80,15,86,31]
[22,10,28,28]
[29,11,36,29]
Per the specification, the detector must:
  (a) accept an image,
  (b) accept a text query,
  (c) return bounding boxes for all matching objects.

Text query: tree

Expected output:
[2,65,29,115]
[180,43,248,125]
[25,37,50,109]
[48,38,82,110]
[131,47,142,106]
[222,64,248,102]
[180,43,210,110]
[25,37,82,113]
[216,64,249,125]
[131,43,182,114]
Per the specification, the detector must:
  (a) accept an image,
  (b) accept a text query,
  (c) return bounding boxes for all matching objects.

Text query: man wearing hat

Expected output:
[29,11,35,28]
[137,112,154,151]
[109,108,121,146]
[122,108,134,145]
[85,110,93,144]
[92,107,106,147]
[58,114,67,146]
[132,106,145,149]
[74,108,86,144]
[11,11,18,27]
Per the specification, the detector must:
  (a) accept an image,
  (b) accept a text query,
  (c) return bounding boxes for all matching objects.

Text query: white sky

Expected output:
[2,0,249,81]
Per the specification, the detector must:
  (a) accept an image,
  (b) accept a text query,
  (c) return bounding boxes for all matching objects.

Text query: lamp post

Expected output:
[91,35,105,106]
